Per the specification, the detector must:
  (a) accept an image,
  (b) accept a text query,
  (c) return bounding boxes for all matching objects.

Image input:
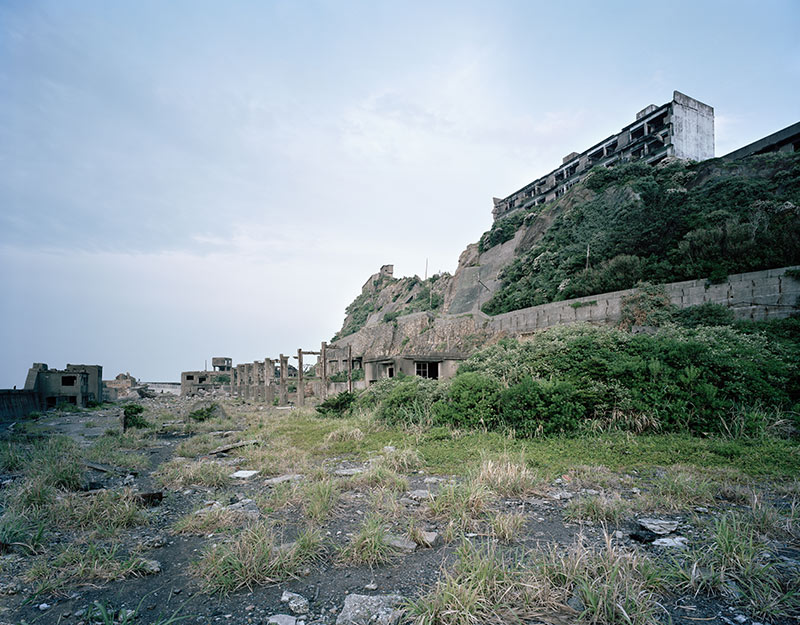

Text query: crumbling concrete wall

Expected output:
[0,390,42,421]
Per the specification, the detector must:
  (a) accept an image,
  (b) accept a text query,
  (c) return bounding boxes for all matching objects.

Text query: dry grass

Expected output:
[565,493,632,524]
[172,506,248,535]
[488,512,526,543]
[410,533,666,625]
[194,522,323,593]
[428,481,490,535]
[474,454,542,497]
[350,465,409,493]
[155,458,230,489]
[338,514,397,567]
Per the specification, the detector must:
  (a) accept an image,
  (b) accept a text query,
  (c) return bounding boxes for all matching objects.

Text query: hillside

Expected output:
[331,151,800,353]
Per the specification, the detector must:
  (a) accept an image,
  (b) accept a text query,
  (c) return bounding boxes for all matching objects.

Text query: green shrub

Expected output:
[673,302,735,328]
[375,376,447,427]
[433,372,501,430]
[122,404,149,429]
[316,391,355,417]
[498,378,585,436]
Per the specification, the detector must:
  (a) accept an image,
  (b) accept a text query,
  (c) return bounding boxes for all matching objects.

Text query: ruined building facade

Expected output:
[492,90,714,221]
[24,363,103,408]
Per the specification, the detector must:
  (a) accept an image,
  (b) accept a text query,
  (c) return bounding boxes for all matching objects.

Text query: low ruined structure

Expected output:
[492,91,715,221]
[721,121,800,161]
[364,352,464,383]
[181,356,233,397]
[23,362,103,408]
[103,372,137,401]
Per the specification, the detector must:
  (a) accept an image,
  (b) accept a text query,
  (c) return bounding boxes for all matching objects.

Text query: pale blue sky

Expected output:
[1,0,798,385]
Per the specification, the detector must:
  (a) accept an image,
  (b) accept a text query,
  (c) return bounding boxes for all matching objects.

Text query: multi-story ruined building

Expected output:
[23,363,103,408]
[492,90,714,221]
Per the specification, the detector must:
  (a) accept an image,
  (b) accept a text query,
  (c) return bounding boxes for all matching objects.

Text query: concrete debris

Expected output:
[141,559,161,575]
[268,615,297,625]
[653,536,688,548]
[227,498,260,519]
[336,594,405,625]
[637,518,679,535]
[550,490,575,500]
[265,473,304,486]
[407,489,432,502]
[334,468,363,477]
[281,591,310,614]
[386,534,417,553]
[418,531,440,548]
[230,469,260,479]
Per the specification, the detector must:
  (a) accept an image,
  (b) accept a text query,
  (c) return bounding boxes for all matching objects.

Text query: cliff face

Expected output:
[331,152,800,358]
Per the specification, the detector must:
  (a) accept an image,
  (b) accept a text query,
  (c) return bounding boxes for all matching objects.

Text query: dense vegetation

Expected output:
[324,316,800,439]
[483,152,800,315]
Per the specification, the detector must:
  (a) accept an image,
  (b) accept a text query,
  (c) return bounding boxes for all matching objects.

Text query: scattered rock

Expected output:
[268,615,297,625]
[422,477,442,484]
[408,489,432,502]
[227,498,260,519]
[653,536,688,548]
[695,507,709,513]
[334,468,363,477]
[141,559,162,575]
[550,491,574,500]
[0,581,20,595]
[419,531,440,548]
[336,594,405,625]
[141,534,167,550]
[123,474,136,485]
[38,603,50,611]
[386,534,417,554]
[637,518,679,535]
[567,594,584,613]
[281,591,310,615]
[265,473,304,486]
[230,469,260,479]
[364,582,378,591]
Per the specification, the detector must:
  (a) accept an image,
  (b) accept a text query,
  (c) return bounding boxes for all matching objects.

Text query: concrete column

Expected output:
[296,349,304,407]
[265,359,274,405]
[279,354,288,406]
[347,345,353,393]
[320,342,328,400]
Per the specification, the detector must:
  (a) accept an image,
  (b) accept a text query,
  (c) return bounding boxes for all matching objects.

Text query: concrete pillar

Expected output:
[296,349,304,407]
[347,345,353,393]
[264,359,273,405]
[279,354,288,406]
[320,342,328,400]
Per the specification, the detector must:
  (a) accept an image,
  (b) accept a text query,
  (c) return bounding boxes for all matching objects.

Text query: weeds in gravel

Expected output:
[195,523,322,593]
[325,426,365,444]
[563,464,632,490]
[173,506,247,535]
[29,436,82,490]
[57,488,145,534]
[156,459,230,489]
[339,514,396,567]
[411,533,666,625]
[375,447,422,473]
[0,440,30,472]
[642,465,717,511]
[370,488,404,519]
[302,478,340,522]
[0,512,46,553]
[488,512,526,543]
[428,481,490,532]
[565,493,631,524]
[474,453,542,497]
[351,465,409,492]
[27,543,154,595]
[175,433,225,457]
[669,510,800,621]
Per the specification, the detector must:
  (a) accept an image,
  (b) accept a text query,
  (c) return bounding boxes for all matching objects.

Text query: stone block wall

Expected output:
[489,266,800,336]
[0,390,42,421]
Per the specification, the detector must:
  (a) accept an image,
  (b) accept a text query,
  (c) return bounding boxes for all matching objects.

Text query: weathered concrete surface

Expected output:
[0,390,42,421]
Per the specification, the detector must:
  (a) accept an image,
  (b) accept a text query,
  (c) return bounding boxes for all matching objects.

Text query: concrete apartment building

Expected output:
[181,357,232,396]
[492,90,715,221]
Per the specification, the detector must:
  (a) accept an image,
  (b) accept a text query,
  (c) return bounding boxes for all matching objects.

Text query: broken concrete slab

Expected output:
[637,518,679,535]
[336,594,405,625]
[280,590,309,615]
[268,615,296,625]
[230,469,260,479]
[653,536,688,548]
[386,534,417,554]
[407,489,432,502]
[264,473,304,486]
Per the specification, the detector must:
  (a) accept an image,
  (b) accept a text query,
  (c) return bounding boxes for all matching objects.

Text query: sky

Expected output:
[1,0,798,386]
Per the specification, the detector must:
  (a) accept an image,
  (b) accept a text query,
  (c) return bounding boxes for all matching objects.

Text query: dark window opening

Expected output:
[387,367,394,379]
[186,375,194,381]
[415,361,439,380]
[631,126,645,141]
[62,375,76,387]
[198,377,207,384]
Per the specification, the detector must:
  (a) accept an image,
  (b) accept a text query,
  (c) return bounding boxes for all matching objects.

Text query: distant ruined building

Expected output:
[492,91,715,221]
